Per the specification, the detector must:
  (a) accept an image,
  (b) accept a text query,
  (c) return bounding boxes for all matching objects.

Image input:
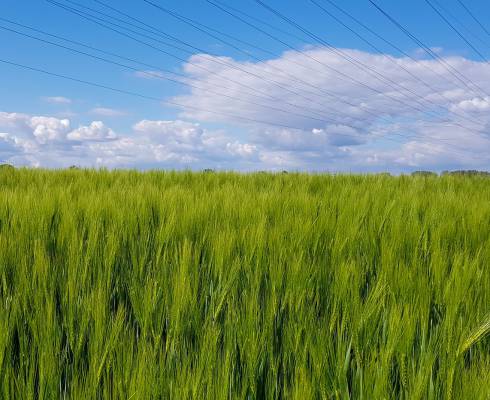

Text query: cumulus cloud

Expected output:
[175,48,490,127]
[132,119,258,165]
[30,117,71,144]
[0,112,258,169]
[67,121,117,141]
[0,112,115,144]
[0,112,70,145]
[168,46,490,171]
[0,113,119,166]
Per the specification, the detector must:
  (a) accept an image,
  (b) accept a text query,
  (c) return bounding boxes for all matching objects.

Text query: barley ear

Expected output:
[458,313,490,356]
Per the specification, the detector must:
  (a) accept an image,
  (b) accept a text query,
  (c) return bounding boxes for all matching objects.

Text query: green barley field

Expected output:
[0,169,489,399]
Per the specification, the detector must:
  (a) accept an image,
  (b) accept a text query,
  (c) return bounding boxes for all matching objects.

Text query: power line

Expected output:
[203,0,398,116]
[456,0,490,38]
[144,0,438,124]
[214,0,306,42]
[1,6,487,155]
[309,0,451,110]
[97,0,372,111]
[206,0,471,127]
[0,57,344,132]
[6,15,471,148]
[95,0,363,106]
[149,0,474,126]
[51,0,390,124]
[96,0,279,59]
[4,0,485,148]
[62,0,367,115]
[0,21,370,129]
[50,0,426,131]
[250,0,484,131]
[367,0,489,99]
[44,0,490,145]
[250,0,472,122]
[201,0,488,144]
[424,0,487,62]
[431,0,490,52]
[317,0,487,125]
[140,0,352,102]
[46,0,489,139]
[47,0,366,123]
[210,0,440,94]
[307,0,485,127]
[65,0,200,54]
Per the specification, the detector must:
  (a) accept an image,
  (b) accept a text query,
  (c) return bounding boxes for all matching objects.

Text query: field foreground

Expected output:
[0,170,489,399]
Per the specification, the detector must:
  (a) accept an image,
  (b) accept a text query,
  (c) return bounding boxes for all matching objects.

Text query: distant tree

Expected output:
[0,164,15,170]
[442,170,490,177]
[411,171,438,177]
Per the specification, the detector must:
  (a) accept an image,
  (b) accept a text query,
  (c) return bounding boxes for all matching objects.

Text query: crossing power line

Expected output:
[424,0,487,62]
[0,0,488,159]
[53,0,456,130]
[205,0,482,130]
[4,14,480,149]
[456,0,490,38]
[367,0,489,99]
[307,0,485,127]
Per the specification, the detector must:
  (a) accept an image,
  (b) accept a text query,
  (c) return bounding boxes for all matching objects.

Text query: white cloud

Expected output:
[42,96,72,105]
[134,120,204,144]
[226,142,257,158]
[1,46,490,171]
[167,46,490,171]
[131,119,257,165]
[451,97,490,113]
[0,112,71,146]
[0,112,116,144]
[29,116,71,144]
[174,48,490,128]
[0,112,258,169]
[67,121,117,141]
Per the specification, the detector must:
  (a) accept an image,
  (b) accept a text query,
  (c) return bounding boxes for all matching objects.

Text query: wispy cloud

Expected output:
[90,107,127,117]
[42,96,72,105]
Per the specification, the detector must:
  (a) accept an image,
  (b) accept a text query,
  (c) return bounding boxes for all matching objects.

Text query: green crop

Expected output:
[0,169,488,399]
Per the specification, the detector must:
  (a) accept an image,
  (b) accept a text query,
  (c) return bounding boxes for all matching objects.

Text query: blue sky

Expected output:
[1,0,490,171]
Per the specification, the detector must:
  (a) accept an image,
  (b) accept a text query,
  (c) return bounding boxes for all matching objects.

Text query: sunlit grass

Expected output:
[0,169,489,399]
